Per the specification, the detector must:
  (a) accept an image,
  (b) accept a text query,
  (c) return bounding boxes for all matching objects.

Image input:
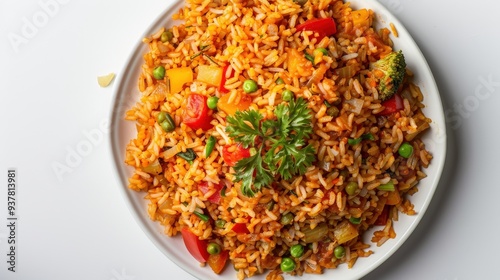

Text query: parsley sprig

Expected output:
[226,98,316,197]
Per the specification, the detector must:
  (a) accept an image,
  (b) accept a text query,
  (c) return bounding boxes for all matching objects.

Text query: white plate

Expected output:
[109,0,447,279]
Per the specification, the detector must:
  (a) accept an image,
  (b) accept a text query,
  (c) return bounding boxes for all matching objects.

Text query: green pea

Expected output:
[282,90,293,101]
[326,106,339,117]
[159,112,175,132]
[207,242,221,255]
[332,98,342,106]
[398,142,414,158]
[153,66,166,80]
[280,257,296,272]
[157,112,167,123]
[275,77,285,85]
[207,96,219,110]
[290,244,304,258]
[293,0,308,6]
[345,181,358,196]
[334,246,345,259]
[215,219,226,228]
[160,30,173,43]
[313,48,329,56]
[243,79,258,93]
[339,169,349,179]
[349,217,361,224]
[280,212,294,225]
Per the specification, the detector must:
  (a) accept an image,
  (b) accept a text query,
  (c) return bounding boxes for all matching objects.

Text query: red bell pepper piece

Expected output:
[180,228,209,262]
[378,94,403,116]
[222,144,251,167]
[198,182,224,204]
[231,223,250,234]
[296,18,337,40]
[219,64,235,93]
[183,93,213,130]
[374,205,389,226]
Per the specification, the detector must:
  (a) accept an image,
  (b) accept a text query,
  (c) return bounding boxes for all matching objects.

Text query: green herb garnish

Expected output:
[190,45,210,60]
[226,98,315,197]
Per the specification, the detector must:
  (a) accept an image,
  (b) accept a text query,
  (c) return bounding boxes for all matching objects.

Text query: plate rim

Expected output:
[108,0,447,279]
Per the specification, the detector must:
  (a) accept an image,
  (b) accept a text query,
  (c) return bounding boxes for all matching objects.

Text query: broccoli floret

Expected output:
[370,50,406,100]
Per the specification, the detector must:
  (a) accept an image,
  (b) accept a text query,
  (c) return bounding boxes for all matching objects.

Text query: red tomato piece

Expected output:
[207,250,229,274]
[219,64,235,93]
[181,228,209,262]
[222,144,251,167]
[296,18,337,40]
[183,94,213,131]
[374,205,389,226]
[378,94,403,116]
[231,223,250,234]
[198,182,224,204]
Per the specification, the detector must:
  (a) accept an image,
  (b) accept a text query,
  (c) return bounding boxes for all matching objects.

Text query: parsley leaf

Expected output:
[226,97,316,197]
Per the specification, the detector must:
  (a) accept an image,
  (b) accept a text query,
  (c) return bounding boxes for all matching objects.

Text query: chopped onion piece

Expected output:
[162,145,181,160]
[345,98,364,114]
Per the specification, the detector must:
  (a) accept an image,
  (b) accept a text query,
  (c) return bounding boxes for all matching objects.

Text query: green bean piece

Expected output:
[194,211,209,222]
[205,136,216,158]
[304,52,314,63]
[177,148,197,161]
[313,48,329,56]
[349,217,361,224]
[362,133,375,141]
[378,181,395,191]
[347,137,362,145]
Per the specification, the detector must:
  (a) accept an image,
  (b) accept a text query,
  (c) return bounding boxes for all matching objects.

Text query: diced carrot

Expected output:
[386,189,401,205]
[217,91,252,116]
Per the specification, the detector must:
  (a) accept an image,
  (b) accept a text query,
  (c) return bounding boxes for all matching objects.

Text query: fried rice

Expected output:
[124,0,433,279]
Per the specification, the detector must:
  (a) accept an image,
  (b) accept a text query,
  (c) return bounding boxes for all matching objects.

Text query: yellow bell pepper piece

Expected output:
[166,67,193,94]
[197,65,223,86]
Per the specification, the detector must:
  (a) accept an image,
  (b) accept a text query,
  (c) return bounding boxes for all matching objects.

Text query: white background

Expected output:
[0,0,499,279]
